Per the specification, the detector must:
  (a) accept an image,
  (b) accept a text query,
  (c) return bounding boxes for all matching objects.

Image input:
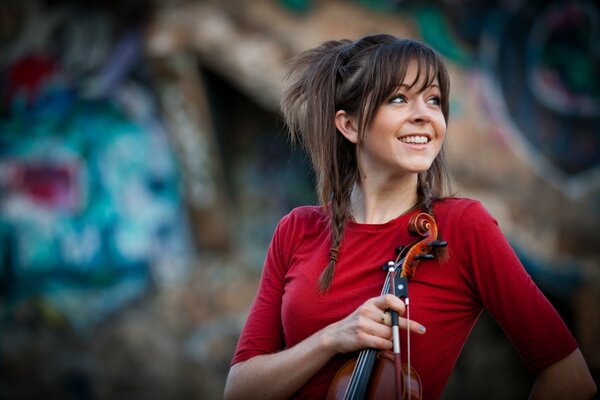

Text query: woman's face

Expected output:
[356,62,446,183]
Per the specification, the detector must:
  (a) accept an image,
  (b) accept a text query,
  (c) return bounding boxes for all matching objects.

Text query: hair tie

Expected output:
[329,247,339,262]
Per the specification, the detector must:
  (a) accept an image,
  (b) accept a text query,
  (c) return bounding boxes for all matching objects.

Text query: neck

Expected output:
[350,174,419,224]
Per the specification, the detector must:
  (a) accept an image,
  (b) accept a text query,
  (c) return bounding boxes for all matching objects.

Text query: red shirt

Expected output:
[231,198,577,399]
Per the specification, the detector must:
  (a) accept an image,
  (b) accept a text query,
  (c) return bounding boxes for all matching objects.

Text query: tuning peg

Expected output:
[415,253,434,260]
[395,245,404,255]
[428,240,447,248]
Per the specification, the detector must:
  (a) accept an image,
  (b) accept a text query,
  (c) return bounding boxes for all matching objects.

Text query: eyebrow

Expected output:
[395,83,441,91]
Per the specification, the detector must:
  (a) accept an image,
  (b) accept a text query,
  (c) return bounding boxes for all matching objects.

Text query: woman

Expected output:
[224,34,596,399]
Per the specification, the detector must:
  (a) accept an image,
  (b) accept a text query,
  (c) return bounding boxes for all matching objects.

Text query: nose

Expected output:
[409,99,431,124]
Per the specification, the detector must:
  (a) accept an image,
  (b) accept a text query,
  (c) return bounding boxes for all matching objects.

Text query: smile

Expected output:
[398,135,430,144]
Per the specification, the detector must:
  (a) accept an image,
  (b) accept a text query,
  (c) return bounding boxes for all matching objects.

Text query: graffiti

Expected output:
[479,0,600,197]
[0,0,192,331]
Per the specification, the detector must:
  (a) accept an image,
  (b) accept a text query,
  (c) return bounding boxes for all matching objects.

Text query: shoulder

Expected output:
[433,197,495,224]
[269,205,329,259]
[282,205,327,225]
[275,205,329,237]
[432,197,501,245]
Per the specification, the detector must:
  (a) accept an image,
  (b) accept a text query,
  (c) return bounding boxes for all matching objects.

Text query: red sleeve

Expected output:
[457,201,577,373]
[230,211,294,365]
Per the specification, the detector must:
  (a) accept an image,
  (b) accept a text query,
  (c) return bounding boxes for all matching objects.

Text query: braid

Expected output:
[319,166,355,292]
[319,205,345,292]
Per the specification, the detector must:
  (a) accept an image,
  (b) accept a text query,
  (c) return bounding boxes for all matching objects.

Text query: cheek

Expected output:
[435,118,447,139]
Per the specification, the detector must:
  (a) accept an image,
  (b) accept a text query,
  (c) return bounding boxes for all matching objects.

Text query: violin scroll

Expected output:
[399,213,447,279]
[407,213,435,238]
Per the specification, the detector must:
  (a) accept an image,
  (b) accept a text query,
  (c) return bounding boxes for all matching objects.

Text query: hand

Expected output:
[322,294,426,354]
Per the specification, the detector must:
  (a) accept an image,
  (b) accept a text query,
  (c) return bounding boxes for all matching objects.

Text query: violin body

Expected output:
[327,352,422,400]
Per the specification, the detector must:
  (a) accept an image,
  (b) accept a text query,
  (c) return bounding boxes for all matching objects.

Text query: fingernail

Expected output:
[418,325,426,333]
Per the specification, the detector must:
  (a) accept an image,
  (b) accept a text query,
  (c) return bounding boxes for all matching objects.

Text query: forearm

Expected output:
[529,348,596,400]
[224,328,337,400]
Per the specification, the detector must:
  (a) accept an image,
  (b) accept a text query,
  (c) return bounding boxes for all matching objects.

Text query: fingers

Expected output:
[336,310,394,352]
[379,310,426,334]
[373,294,406,315]
[333,295,427,353]
[401,316,427,334]
[375,292,427,335]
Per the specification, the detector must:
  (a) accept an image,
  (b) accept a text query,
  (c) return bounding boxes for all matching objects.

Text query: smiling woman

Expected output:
[224,34,596,399]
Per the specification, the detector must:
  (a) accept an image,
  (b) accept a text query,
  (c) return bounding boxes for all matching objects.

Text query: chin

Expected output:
[404,161,435,173]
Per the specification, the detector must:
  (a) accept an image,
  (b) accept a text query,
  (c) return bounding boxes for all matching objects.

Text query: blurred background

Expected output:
[0,0,598,398]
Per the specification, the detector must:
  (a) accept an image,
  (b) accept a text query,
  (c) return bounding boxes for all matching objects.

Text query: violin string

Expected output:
[395,256,410,399]
[389,265,404,400]
[351,348,369,397]
[345,271,393,399]
[385,271,407,400]
[406,296,411,399]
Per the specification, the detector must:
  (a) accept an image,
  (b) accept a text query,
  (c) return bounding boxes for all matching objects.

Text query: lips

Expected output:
[398,134,431,144]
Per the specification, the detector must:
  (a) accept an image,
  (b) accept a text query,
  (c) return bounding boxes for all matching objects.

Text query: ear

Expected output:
[335,110,359,144]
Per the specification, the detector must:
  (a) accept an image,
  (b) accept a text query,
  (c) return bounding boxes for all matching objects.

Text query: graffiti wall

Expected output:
[477,1,600,197]
[0,0,192,331]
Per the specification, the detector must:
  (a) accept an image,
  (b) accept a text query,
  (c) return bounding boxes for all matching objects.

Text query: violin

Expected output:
[327,213,447,400]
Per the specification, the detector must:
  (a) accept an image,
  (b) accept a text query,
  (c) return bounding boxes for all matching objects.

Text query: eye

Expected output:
[427,96,441,106]
[390,94,407,104]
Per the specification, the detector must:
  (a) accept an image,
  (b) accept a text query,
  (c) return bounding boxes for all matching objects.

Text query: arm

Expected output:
[224,326,336,400]
[529,348,596,400]
[224,294,426,400]
[454,202,594,398]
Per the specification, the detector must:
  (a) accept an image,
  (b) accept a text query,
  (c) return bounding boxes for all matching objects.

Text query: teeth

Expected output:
[399,135,429,144]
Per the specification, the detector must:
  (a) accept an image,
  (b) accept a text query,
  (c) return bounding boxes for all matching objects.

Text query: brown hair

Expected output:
[281,34,452,292]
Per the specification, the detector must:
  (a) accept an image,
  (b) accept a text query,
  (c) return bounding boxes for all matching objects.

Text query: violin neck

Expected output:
[344,348,378,400]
